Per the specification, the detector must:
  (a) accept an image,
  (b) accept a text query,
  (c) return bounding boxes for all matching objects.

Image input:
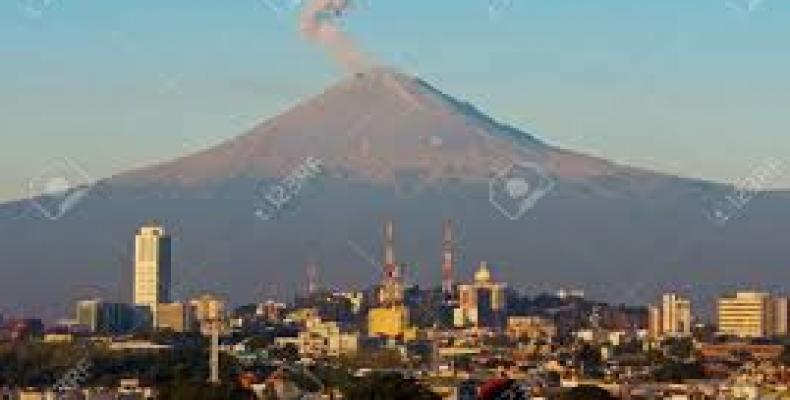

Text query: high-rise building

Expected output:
[454,262,507,328]
[76,299,137,334]
[718,291,778,338]
[76,299,101,333]
[648,305,662,339]
[662,293,692,336]
[774,297,789,336]
[647,293,692,339]
[133,223,172,319]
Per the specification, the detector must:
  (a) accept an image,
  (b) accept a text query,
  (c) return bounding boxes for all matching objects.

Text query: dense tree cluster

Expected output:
[341,373,440,400]
[557,385,617,400]
[158,381,255,400]
[0,340,241,389]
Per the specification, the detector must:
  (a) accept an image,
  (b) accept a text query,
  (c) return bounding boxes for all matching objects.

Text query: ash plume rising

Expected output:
[299,0,371,73]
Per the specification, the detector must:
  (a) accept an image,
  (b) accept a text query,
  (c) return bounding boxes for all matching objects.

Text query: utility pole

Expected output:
[441,219,454,301]
[306,260,318,296]
[209,318,220,384]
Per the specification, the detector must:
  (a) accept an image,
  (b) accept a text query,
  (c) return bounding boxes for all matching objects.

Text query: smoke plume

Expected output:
[299,0,370,73]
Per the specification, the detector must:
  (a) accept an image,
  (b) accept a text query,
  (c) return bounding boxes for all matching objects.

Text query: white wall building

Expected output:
[133,223,171,324]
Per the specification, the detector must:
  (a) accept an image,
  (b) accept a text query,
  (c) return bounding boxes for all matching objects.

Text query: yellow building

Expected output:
[718,291,775,338]
[368,305,411,339]
[366,219,417,340]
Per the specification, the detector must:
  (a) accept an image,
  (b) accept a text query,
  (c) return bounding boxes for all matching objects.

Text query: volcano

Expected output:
[1,68,789,319]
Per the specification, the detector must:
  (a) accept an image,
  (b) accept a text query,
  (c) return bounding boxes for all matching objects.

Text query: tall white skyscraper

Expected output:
[134,223,171,314]
[648,293,692,339]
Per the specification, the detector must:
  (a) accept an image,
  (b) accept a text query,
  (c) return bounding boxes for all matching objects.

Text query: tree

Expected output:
[158,381,255,400]
[559,385,617,400]
[339,348,405,369]
[780,345,790,366]
[574,343,603,378]
[663,337,694,360]
[652,360,706,383]
[342,373,440,400]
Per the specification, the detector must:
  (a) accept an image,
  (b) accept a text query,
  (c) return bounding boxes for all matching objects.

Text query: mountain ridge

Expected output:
[108,68,640,190]
[1,68,788,319]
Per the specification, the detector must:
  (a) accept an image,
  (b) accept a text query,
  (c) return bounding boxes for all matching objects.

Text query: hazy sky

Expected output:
[1,0,789,202]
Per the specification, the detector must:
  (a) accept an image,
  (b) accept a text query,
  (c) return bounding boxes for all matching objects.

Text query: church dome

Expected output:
[474,261,492,283]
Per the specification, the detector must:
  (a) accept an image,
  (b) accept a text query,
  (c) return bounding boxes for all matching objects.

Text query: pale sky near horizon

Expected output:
[1,0,789,202]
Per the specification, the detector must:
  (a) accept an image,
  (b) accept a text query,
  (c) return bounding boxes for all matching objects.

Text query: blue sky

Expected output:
[1,0,789,201]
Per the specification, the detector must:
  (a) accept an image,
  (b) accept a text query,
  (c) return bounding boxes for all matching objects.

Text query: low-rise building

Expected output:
[699,342,783,361]
[368,305,411,339]
[718,291,776,338]
[76,300,139,334]
[191,293,226,335]
[155,302,195,332]
[276,316,358,358]
[506,316,557,341]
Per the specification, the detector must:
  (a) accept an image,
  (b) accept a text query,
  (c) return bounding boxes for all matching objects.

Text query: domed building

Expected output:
[454,261,507,329]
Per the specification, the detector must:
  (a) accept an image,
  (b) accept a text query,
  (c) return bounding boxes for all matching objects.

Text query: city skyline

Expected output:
[3,218,786,324]
[3,219,790,398]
